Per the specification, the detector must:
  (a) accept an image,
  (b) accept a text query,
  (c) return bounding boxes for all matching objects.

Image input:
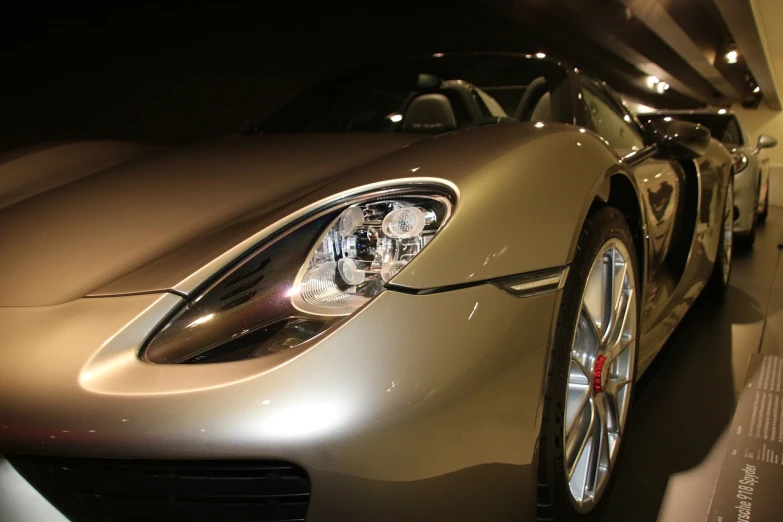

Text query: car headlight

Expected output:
[732,151,748,173]
[142,188,453,364]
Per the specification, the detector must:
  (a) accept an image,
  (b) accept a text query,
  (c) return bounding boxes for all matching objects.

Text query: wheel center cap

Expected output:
[593,354,608,393]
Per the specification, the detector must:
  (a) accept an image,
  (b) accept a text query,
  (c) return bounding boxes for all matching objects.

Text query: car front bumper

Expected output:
[0,284,559,521]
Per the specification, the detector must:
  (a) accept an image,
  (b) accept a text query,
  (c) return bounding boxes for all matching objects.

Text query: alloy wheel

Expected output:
[564,238,636,513]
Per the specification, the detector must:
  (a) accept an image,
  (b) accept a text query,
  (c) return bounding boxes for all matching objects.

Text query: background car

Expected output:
[0,53,733,522]
[642,110,777,248]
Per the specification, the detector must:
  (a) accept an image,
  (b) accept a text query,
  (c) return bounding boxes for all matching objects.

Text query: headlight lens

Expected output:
[143,190,452,364]
[732,151,748,173]
[292,196,449,316]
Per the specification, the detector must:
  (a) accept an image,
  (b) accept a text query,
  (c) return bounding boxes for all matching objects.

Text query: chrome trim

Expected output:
[620,145,658,167]
[170,177,460,296]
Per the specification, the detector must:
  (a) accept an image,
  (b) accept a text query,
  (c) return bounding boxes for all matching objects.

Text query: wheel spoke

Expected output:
[584,260,608,337]
[605,377,631,399]
[566,399,595,480]
[604,338,630,367]
[576,308,601,360]
[566,368,592,436]
[602,252,614,335]
[589,397,611,490]
[571,356,592,383]
[602,389,621,436]
[603,287,633,349]
[610,251,627,318]
[600,411,612,480]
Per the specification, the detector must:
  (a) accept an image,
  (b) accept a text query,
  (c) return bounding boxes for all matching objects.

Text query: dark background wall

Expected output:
[0,2,542,151]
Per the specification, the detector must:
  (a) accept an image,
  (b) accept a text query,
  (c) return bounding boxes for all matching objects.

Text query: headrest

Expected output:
[514,76,549,121]
[402,93,458,133]
[531,92,551,122]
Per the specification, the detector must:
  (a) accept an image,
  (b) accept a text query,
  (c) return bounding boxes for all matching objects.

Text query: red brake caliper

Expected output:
[593,354,607,393]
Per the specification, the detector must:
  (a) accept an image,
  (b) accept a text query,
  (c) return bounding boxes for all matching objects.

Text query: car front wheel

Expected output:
[537,206,639,521]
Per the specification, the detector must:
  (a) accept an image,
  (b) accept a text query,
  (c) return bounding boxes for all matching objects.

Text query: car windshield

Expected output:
[644,113,744,146]
[259,54,569,134]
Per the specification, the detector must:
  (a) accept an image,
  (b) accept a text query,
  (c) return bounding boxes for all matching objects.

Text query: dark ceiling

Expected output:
[0,0,775,149]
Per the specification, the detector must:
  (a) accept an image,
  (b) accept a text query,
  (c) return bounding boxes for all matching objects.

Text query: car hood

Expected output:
[0,133,422,306]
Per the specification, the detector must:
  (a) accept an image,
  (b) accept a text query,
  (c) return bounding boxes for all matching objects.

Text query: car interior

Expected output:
[398,75,553,133]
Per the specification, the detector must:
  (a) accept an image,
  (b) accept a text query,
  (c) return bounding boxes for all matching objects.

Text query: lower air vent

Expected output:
[8,456,310,522]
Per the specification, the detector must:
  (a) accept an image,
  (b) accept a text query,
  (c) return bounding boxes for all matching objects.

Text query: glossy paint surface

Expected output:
[0,286,557,520]
[0,63,734,521]
[630,140,731,369]
[0,134,422,306]
[645,110,767,235]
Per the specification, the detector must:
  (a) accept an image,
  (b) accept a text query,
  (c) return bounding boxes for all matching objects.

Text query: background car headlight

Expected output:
[732,151,748,173]
[143,189,453,364]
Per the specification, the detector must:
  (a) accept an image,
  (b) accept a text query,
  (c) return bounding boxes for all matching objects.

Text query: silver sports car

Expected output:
[642,109,777,248]
[0,53,733,521]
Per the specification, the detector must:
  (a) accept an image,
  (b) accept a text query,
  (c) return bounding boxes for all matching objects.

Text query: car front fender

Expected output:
[388,124,628,289]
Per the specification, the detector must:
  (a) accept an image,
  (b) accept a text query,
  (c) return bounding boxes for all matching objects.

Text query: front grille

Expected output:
[8,456,310,522]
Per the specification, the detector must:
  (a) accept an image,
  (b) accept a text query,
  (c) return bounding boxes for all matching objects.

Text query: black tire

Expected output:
[736,178,758,250]
[536,206,640,522]
[706,177,734,298]
[758,189,769,225]
[734,228,755,250]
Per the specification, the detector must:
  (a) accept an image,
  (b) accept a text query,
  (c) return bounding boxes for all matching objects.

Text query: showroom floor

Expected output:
[601,207,783,521]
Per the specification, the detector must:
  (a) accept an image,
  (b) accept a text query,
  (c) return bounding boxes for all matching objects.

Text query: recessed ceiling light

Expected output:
[725,50,739,64]
[646,76,660,89]
[718,109,727,114]
[754,86,761,93]
[536,52,546,59]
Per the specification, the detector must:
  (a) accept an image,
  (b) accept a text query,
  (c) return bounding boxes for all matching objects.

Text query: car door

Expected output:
[578,76,689,363]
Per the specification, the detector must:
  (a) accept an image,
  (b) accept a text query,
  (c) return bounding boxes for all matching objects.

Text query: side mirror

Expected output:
[755,134,778,154]
[646,119,711,160]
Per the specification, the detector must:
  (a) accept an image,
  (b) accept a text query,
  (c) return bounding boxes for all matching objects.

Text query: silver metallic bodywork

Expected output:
[0,287,555,520]
[0,76,732,520]
[643,109,770,235]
